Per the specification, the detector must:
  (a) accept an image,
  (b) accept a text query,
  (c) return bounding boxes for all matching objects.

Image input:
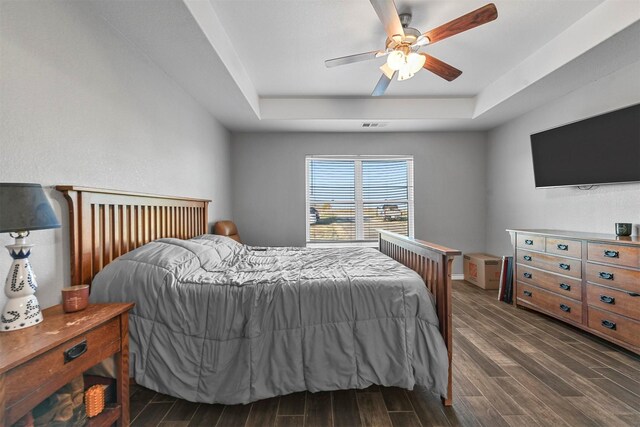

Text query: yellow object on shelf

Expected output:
[84,384,106,418]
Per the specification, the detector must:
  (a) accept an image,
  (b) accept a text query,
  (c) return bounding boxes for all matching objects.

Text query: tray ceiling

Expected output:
[86,0,640,131]
[211,0,601,97]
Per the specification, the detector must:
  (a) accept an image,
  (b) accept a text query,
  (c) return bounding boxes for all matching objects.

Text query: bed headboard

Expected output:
[56,186,210,288]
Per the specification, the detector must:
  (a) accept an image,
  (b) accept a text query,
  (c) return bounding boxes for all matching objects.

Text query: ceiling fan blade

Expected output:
[325,50,383,68]
[423,3,497,45]
[370,0,405,41]
[372,71,395,96]
[379,63,395,79]
[421,54,462,81]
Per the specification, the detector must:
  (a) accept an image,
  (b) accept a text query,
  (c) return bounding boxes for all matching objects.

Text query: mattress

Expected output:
[90,234,448,404]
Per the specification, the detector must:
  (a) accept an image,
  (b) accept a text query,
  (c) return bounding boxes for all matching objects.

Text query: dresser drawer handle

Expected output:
[64,340,87,364]
[603,250,619,258]
[559,283,571,291]
[599,295,615,304]
[523,255,532,261]
[523,290,533,297]
[559,263,570,271]
[557,244,568,251]
[559,304,571,313]
[524,239,534,245]
[601,320,616,330]
[599,272,614,280]
[523,272,532,279]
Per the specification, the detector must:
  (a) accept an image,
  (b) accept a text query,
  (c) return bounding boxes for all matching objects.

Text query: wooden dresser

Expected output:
[0,303,134,427]
[507,229,639,353]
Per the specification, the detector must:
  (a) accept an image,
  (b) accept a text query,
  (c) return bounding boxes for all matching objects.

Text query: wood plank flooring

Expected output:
[129,281,640,426]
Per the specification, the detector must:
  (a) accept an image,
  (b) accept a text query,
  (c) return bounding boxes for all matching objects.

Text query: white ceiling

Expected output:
[86,0,640,132]
[212,0,601,97]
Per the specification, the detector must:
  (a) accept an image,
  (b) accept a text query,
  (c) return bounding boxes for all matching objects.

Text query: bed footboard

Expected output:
[378,230,461,406]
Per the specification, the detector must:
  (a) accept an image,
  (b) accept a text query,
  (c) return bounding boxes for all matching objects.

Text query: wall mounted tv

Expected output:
[530,104,640,188]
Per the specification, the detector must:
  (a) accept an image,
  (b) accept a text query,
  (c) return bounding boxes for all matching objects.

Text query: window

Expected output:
[306,155,414,245]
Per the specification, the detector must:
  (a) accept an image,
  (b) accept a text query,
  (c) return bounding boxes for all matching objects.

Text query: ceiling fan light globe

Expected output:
[398,67,414,81]
[407,52,426,74]
[386,50,406,71]
[415,35,430,46]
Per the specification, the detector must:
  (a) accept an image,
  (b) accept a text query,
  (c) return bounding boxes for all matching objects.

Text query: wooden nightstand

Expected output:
[0,303,134,427]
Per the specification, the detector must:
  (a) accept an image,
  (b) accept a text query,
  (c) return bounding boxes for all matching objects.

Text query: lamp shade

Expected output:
[0,183,61,233]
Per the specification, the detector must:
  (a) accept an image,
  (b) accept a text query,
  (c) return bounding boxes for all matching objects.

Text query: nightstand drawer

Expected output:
[588,242,640,268]
[5,317,120,412]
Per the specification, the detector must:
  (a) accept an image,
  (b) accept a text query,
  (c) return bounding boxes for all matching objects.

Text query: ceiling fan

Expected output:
[325,1,498,96]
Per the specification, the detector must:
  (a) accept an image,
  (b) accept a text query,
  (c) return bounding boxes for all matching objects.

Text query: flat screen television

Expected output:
[530,104,640,188]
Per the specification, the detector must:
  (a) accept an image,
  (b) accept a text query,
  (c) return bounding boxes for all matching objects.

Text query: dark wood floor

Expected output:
[129,281,640,427]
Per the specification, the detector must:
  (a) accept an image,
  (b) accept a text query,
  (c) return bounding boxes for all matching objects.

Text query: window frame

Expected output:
[305,154,415,246]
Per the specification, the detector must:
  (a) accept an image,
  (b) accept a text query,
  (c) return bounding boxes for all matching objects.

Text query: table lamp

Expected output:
[0,183,60,331]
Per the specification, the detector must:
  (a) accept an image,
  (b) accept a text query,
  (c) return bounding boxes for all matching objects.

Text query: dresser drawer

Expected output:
[5,317,121,409]
[517,249,581,279]
[586,262,640,294]
[517,233,545,251]
[588,307,640,348]
[588,242,640,268]
[586,283,640,320]
[517,282,582,324]
[546,237,581,259]
[516,265,582,300]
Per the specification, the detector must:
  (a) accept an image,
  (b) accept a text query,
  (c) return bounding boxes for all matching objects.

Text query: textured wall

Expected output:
[0,1,232,310]
[231,131,488,274]
[485,61,640,257]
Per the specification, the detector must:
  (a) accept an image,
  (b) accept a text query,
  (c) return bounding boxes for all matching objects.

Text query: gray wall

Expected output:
[0,1,232,310]
[231,132,488,274]
[485,61,640,257]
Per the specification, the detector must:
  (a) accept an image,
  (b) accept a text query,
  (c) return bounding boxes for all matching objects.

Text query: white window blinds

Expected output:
[306,156,414,244]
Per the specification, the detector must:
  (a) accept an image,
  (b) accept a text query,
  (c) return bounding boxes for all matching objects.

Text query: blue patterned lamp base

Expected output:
[1,235,43,332]
[1,295,42,331]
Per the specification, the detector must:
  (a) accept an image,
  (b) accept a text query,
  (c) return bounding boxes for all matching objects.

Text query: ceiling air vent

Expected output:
[361,122,388,128]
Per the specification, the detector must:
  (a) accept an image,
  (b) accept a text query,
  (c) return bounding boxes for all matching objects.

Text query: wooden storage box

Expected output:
[463,253,501,289]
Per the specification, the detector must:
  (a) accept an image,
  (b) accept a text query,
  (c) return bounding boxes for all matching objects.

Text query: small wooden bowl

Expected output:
[61,285,90,313]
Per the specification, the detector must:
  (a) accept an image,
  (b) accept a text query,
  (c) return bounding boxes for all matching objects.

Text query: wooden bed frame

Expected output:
[56,186,210,288]
[56,186,460,406]
[379,230,460,406]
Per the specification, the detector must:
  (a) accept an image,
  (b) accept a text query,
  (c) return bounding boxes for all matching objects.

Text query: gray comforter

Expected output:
[90,234,448,404]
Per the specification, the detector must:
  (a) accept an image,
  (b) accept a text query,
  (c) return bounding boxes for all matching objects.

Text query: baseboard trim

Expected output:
[452,274,464,281]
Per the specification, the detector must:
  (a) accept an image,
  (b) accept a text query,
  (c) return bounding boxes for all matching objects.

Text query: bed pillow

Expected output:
[193,234,243,247]
[190,234,245,271]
